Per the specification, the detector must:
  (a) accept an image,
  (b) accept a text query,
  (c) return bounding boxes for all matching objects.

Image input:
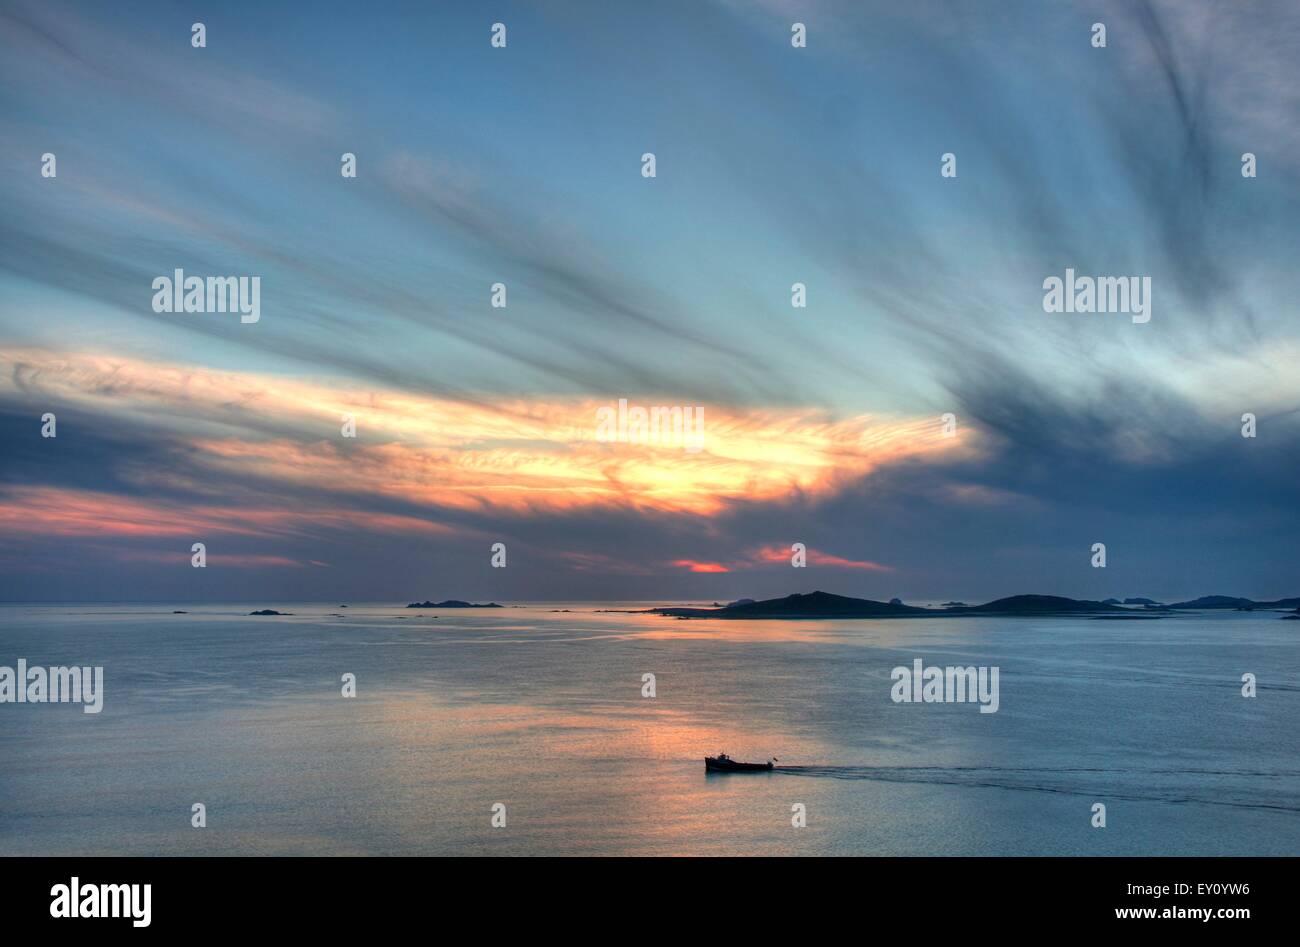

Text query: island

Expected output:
[651,591,928,618]
[944,594,1134,615]
[643,589,1300,620]
[1167,595,1300,610]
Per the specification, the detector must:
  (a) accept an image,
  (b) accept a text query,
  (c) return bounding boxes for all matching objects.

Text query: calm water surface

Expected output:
[2,604,1297,855]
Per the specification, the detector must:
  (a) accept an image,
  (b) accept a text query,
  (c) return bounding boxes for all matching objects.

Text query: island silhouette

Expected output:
[645,590,1300,620]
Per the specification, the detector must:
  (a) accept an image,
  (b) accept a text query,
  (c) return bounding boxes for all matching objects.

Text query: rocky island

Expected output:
[646,590,1300,620]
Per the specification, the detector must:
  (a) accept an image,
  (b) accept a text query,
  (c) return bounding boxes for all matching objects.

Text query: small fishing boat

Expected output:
[705,752,776,772]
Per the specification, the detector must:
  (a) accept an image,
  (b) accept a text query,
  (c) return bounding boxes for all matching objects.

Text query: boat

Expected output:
[705,752,776,772]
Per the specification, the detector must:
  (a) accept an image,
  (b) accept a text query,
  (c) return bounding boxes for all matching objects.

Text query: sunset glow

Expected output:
[1,350,973,532]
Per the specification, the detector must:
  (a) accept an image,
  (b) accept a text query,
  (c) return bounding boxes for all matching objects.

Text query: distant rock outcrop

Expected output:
[249,609,291,616]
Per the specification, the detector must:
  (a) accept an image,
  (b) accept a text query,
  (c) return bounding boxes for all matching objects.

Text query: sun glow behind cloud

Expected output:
[0,350,975,535]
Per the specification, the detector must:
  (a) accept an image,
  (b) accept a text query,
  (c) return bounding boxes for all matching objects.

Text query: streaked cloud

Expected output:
[0,485,452,541]
[751,545,893,572]
[0,0,1296,601]
[1,350,971,520]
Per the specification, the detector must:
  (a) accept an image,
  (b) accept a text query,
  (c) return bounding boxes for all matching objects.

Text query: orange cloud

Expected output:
[0,350,976,526]
[0,485,450,540]
[671,559,731,573]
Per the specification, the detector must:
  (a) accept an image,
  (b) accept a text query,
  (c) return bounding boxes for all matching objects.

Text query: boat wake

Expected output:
[772,764,1300,814]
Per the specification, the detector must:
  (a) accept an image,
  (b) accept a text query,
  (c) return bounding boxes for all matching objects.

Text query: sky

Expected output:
[1,0,1297,603]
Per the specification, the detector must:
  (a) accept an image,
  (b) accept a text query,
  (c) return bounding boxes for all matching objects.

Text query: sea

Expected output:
[2,603,1297,856]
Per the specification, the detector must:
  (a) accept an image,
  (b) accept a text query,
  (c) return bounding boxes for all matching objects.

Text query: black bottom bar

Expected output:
[1,856,1286,933]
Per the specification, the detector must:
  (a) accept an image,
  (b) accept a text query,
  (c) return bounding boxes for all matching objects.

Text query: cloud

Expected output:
[751,545,893,572]
[1,0,1297,602]
[113,550,314,569]
[671,560,730,573]
[0,485,451,541]
[0,2,341,138]
[670,546,893,574]
[0,349,972,521]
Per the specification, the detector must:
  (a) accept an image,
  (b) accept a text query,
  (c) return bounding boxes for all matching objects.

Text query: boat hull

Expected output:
[705,757,773,772]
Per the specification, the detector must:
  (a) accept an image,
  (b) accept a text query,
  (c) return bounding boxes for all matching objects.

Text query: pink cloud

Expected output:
[751,545,894,572]
[671,559,731,573]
